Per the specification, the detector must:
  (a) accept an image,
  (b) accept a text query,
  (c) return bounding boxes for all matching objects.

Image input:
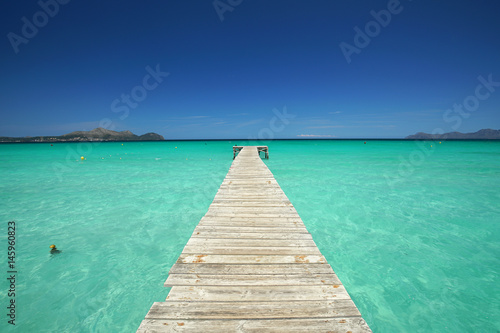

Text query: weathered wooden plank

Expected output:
[176,254,328,264]
[223,177,277,180]
[186,238,317,248]
[214,192,287,196]
[200,216,303,222]
[216,185,283,189]
[137,317,372,333]
[203,213,302,218]
[198,223,304,228]
[165,273,341,287]
[220,179,279,183]
[191,231,313,239]
[200,216,303,221]
[181,246,321,255]
[216,189,284,193]
[145,300,360,319]
[206,206,297,211]
[226,168,272,171]
[197,223,306,229]
[214,194,289,198]
[193,226,310,233]
[212,197,291,201]
[211,200,291,205]
[197,222,305,227]
[220,185,281,188]
[219,183,280,187]
[221,182,280,186]
[197,221,306,228]
[225,172,272,175]
[207,204,295,210]
[213,196,291,201]
[227,172,271,175]
[169,263,334,275]
[210,200,293,206]
[222,179,278,181]
[204,214,302,220]
[223,179,278,181]
[221,175,277,178]
[225,170,272,173]
[224,176,275,178]
[200,219,303,225]
[215,191,282,194]
[197,220,301,225]
[216,187,284,190]
[165,285,350,302]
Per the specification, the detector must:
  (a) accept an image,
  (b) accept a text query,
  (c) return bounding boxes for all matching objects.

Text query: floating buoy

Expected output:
[121,143,123,145]
[430,145,433,147]
[439,142,442,144]
[50,144,53,146]
[364,142,366,144]
[49,244,61,254]
[175,147,177,149]
[80,156,85,160]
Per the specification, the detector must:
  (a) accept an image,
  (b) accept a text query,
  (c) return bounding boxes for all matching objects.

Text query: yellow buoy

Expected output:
[121,143,123,146]
[175,147,177,149]
[49,244,61,254]
[80,156,84,160]
[439,142,442,144]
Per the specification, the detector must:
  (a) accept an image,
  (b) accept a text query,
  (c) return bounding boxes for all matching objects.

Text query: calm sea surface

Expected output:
[0,140,499,332]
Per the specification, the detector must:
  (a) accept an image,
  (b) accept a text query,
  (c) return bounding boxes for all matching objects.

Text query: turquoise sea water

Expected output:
[0,140,499,332]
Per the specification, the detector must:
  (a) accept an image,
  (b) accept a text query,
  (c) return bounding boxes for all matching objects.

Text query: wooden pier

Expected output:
[137,146,371,332]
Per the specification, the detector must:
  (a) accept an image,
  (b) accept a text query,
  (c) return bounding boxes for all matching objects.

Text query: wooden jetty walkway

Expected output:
[137,146,371,332]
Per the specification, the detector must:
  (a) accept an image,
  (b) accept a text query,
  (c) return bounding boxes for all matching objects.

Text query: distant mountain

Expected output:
[406,129,500,140]
[0,128,164,143]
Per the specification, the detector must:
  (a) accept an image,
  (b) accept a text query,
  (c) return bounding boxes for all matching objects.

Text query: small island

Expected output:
[406,128,500,140]
[0,128,164,143]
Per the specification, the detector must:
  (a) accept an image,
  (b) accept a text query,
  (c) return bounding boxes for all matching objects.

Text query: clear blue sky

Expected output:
[1,0,499,139]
